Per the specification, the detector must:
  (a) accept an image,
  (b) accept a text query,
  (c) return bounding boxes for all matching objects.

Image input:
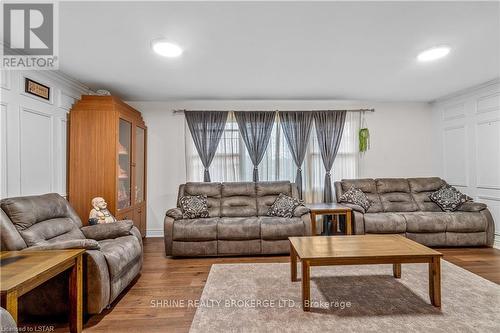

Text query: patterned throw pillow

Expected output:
[339,186,371,211]
[267,193,303,218]
[429,185,472,212]
[179,195,210,219]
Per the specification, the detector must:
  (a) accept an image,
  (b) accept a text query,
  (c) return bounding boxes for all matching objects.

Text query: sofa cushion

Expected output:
[179,195,209,219]
[259,216,304,240]
[364,213,406,233]
[341,179,382,213]
[173,218,218,241]
[221,182,257,217]
[402,212,449,233]
[256,181,293,216]
[181,183,221,217]
[0,193,82,229]
[18,218,85,247]
[98,235,142,281]
[408,177,445,212]
[446,212,488,232]
[267,193,303,218]
[376,179,418,212]
[429,185,472,212]
[217,217,260,240]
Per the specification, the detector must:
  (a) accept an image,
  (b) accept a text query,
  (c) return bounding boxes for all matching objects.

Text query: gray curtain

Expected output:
[313,111,346,203]
[234,111,276,182]
[279,111,314,199]
[185,111,228,182]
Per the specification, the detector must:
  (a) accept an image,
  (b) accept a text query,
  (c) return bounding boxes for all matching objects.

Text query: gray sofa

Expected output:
[164,181,311,256]
[0,193,143,316]
[334,177,495,247]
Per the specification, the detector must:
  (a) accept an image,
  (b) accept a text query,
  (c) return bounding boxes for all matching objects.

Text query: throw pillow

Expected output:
[339,186,371,211]
[429,185,472,212]
[267,193,303,218]
[179,195,210,219]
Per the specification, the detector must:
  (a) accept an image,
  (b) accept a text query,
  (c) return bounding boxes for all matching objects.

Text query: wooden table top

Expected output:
[306,203,352,212]
[0,250,85,292]
[289,235,442,260]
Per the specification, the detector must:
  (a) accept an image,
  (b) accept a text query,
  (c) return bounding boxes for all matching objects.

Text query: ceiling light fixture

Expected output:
[152,39,183,58]
[417,46,450,62]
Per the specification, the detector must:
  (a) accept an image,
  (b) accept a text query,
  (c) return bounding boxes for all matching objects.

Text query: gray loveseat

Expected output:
[0,193,143,316]
[164,181,311,256]
[334,177,495,247]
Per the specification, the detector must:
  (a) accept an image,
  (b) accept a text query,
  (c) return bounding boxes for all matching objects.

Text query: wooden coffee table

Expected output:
[289,235,442,311]
[0,250,84,332]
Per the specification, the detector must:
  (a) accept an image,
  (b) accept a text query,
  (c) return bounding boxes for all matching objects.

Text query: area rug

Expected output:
[189,261,500,332]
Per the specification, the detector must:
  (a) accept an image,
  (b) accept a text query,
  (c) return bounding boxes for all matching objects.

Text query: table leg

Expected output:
[346,211,352,235]
[302,260,311,311]
[290,243,298,282]
[310,212,316,236]
[429,256,441,307]
[393,263,401,278]
[69,255,83,333]
[2,290,18,323]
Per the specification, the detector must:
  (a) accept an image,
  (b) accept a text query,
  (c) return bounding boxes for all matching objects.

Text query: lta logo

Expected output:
[2,2,58,69]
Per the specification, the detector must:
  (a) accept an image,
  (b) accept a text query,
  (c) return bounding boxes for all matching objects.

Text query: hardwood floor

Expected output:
[24,238,500,333]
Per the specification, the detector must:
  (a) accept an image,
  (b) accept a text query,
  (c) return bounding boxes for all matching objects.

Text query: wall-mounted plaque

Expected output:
[25,78,50,100]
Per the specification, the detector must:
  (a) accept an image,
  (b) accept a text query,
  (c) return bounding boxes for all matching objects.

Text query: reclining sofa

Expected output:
[0,193,143,316]
[334,177,495,247]
[164,181,311,256]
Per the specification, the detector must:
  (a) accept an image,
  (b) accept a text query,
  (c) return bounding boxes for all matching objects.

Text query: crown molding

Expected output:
[432,78,500,105]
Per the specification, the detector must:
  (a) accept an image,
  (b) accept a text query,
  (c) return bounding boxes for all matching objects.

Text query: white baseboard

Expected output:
[494,235,500,250]
[146,229,164,238]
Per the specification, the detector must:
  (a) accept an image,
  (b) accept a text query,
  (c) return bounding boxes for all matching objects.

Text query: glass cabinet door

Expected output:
[118,118,132,210]
[135,126,145,204]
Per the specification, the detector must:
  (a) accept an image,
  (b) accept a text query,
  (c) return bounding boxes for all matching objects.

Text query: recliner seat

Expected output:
[164,181,311,257]
[334,177,495,247]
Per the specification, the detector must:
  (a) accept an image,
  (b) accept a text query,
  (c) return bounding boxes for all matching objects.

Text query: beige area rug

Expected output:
[190,261,500,332]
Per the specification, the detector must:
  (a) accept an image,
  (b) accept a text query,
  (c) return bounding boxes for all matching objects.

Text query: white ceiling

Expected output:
[59,1,500,102]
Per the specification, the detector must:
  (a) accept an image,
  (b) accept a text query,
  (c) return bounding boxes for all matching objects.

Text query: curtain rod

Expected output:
[173,108,375,114]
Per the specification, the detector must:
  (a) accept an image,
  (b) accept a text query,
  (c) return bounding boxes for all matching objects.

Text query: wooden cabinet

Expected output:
[68,95,147,237]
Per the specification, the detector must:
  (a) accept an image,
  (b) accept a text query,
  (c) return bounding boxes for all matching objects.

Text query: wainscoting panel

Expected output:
[0,103,7,198]
[433,79,500,248]
[443,102,466,121]
[443,125,467,187]
[19,107,53,195]
[476,119,500,190]
[0,70,90,198]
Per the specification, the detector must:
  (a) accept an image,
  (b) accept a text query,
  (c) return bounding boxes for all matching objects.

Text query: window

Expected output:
[186,111,360,203]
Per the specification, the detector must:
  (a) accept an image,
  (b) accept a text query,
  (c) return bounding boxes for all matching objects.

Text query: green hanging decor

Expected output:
[359,128,370,152]
[359,111,370,153]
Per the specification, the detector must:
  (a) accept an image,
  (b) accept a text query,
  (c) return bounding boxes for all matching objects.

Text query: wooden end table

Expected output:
[0,249,84,333]
[289,235,442,311]
[307,203,353,236]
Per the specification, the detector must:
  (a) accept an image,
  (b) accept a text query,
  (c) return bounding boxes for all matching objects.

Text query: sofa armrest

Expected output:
[352,211,365,235]
[81,220,134,241]
[22,239,100,251]
[166,208,183,220]
[300,213,313,236]
[457,202,487,212]
[340,203,366,214]
[84,249,111,314]
[164,216,175,256]
[293,205,310,217]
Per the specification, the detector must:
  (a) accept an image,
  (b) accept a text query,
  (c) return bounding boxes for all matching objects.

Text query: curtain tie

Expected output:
[254,165,258,170]
[298,167,302,172]
[326,171,331,176]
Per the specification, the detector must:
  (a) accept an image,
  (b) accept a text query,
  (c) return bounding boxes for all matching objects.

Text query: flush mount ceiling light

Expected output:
[152,39,183,58]
[417,46,451,62]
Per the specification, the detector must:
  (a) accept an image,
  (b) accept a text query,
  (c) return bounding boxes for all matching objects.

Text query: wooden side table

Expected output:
[0,249,84,333]
[306,203,353,236]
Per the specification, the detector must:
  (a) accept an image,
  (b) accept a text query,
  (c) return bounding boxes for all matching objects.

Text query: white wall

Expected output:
[127,100,435,237]
[431,79,500,248]
[0,70,90,198]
